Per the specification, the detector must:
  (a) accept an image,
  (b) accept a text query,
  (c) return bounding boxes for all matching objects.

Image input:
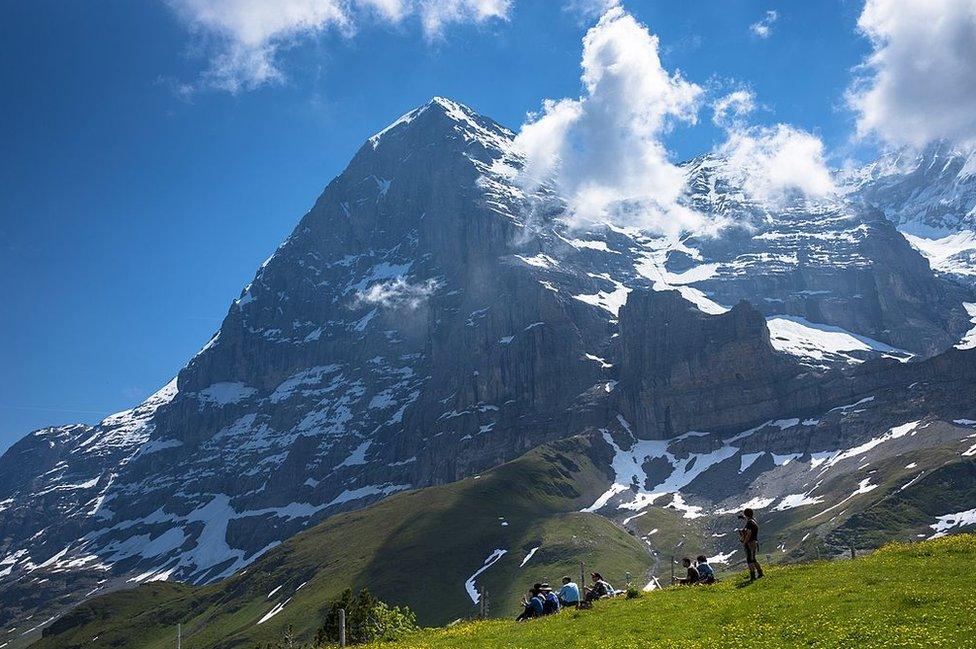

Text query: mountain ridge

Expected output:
[3,96,976,644]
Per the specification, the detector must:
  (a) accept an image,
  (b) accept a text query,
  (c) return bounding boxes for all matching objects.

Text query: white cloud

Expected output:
[167,0,511,93]
[419,0,511,37]
[711,89,756,127]
[749,10,778,39]
[709,89,836,205]
[355,277,441,309]
[715,122,837,206]
[563,0,620,21]
[847,0,976,149]
[514,6,706,235]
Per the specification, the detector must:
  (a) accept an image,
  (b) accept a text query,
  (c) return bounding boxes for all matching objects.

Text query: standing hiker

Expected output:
[739,507,765,581]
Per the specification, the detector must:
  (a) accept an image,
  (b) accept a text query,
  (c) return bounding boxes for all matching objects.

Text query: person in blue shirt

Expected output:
[516,586,545,621]
[541,583,561,614]
[557,576,580,607]
[695,555,716,584]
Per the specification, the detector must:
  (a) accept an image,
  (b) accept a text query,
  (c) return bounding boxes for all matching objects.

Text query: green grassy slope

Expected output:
[377,534,976,649]
[33,435,651,649]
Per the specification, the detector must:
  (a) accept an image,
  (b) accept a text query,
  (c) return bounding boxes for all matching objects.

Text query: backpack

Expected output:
[543,591,561,614]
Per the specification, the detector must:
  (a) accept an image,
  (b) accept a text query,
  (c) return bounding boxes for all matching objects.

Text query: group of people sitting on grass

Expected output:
[515,508,766,621]
[672,555,717,585]
[515,573,617,621]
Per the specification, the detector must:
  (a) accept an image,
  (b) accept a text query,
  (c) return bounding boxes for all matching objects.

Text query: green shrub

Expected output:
[315,588,418,646]
[624,587,642,599]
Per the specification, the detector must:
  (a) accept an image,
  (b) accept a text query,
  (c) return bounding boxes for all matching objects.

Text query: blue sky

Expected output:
[0,1,904,450]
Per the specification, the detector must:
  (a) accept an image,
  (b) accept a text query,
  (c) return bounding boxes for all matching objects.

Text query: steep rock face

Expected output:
[0,99,610,608]
[615,290,815,438]
[3,97,976,639]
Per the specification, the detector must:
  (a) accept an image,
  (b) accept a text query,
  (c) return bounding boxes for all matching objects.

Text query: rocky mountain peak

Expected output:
[365,96,515,161]
[3,97,976,641]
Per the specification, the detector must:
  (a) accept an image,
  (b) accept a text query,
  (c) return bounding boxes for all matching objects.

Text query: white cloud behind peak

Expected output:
[715,122,837,206]
[167,0,511,93]
[515,6,706,235]
[708,89,837,206]
[848,0,976,149]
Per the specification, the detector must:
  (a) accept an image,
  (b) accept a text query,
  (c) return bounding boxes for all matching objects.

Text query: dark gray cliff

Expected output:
[3,98,976,637]
[615,290,814,438]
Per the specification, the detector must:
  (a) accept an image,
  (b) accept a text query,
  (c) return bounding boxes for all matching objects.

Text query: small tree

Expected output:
[315,588,418,646]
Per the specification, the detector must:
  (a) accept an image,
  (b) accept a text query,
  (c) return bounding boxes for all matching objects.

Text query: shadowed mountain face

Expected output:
[3,98,976,643]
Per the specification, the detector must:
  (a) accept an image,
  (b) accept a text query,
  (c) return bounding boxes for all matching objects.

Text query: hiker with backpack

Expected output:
[695,555,716,584]
[739,507,765,581]
[516,585,546,621]
[557,576,580,607]
[583,572,614,602]
[672,557,700,585]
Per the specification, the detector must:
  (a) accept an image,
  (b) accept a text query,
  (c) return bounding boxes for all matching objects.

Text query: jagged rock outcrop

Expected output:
[615,290,817,438]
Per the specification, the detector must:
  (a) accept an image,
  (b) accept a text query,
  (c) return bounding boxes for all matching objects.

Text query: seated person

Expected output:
[583,572,615,602]
[695,555,716,584]
[673,557,700,585]
[557,576,580,607]
[541,583,561,614]
[516,586,545,621]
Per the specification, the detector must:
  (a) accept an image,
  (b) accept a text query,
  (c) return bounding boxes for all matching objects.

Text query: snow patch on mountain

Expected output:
[903,230,976,278]
[956,303,976,350]
[465,549,507,604]
[767,316,912,368]
[929,507,976,539]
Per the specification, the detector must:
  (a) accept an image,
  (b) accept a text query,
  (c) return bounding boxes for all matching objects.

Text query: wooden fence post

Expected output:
[339,608,346,647]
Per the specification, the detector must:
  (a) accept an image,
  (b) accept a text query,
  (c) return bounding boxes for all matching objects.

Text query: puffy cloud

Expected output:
[848,0,976,149]
[515,7,705,235]
[708,88,836,205]
[167,0,511,93]
[355,277,441,309]
[749,10,778,39]
[715,122,837,205]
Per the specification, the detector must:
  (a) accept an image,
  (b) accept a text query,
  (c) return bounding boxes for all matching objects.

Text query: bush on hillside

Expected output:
[315,588,418,645]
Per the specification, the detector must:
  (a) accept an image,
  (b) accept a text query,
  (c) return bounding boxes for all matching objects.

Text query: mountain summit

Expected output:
[3,99,976,641]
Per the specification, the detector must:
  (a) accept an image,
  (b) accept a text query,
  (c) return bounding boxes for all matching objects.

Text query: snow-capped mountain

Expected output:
[847,141,976,283]
[3,98,976,640]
